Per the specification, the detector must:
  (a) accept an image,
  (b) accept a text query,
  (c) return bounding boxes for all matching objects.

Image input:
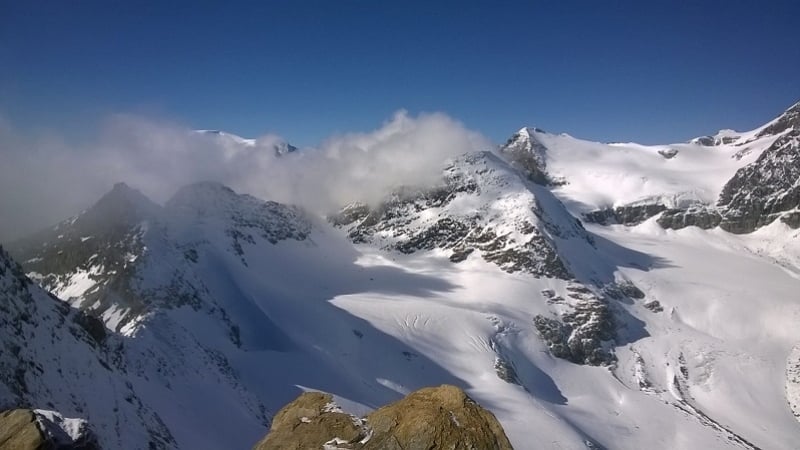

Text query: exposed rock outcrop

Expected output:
[331,152,584,279]
[584,203,667,226]
[498,127,552,185]
[253,385,513,450]
[0,410,44,450]
[589,101,800,234]
[533,283,617,366]
[716,130,800,234]
[0,409,98,450]
[656,206,722,230]
[658,148,679,159]
[663,101,800,233]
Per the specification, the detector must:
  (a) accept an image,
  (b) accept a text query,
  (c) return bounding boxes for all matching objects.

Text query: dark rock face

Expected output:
[659,102,800,233]
[166,182,311,246]
[533,283,616,366]
[589,102,800,234]
[493,357,522,385]
[9,181,312,331]
[658,148,679,159]
[8,184,159,330]
[584,203,667,226]
[603,280,645,300]
[643,300,664,313]
[331,152,577,279]
[781,212,800,229]
[656,206,722,230]
[692,136,716,146]
[499,128,552,185]
[253,385,514,450]
[715,130,800,234]
[0,246,177,450]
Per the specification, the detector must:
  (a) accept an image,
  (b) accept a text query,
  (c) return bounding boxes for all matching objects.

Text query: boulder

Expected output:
[0,410,45,450]
[253,385,514,450]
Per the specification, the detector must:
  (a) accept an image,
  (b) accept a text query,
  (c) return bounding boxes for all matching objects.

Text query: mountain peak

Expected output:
[518,126,547,136]
[94,182,158,211]
[74,182,161,233]
[499,128,550,185]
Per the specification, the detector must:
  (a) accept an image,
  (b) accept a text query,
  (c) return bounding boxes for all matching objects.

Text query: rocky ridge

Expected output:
[331,151,587,279]
[332,151,653,366]
[11,182,311,333]
[0,245,176,449]
[4,183,318,449]
[498,127,554,185]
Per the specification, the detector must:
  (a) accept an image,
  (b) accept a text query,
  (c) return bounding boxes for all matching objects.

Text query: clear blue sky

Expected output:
[2,0,799,147]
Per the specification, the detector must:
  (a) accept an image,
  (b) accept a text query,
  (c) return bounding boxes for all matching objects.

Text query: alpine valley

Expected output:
[3,101,800,449]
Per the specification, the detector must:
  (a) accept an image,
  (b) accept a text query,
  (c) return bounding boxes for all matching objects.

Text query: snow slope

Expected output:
[4,101,800,449]
[505,124,782,217]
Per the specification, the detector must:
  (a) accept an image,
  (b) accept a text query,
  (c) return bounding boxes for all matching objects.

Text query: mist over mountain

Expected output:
[2,100,800,449]
[0,111,488,243]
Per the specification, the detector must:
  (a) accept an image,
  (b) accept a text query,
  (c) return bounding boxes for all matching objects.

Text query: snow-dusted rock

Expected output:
[332,151,589,279]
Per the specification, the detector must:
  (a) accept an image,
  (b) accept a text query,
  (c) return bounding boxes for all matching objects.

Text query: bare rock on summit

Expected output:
[0,409,98,450]
[253,385,514,450]
[364,385,513,450]
[0,410,45,450]
[253,391,368,450]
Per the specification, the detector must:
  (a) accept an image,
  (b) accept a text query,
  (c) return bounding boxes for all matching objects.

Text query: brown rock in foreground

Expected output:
[253,384,513,450]
[0,409,99,450]
[0,410,46,450]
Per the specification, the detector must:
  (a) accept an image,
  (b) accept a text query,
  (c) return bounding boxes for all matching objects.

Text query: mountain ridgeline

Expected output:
[580,101,800,233]
[2,100,800,449]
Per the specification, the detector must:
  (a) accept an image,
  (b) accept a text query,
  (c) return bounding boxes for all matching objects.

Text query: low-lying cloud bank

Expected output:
[0,111,490,242]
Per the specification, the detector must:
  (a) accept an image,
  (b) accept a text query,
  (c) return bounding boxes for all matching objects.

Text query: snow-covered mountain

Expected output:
[532,101,800,235]
[4,100,800,449]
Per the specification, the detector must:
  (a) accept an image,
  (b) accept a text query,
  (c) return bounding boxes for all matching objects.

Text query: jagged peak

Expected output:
[506,127,548,146]
[503,127,548,150]
[95,182,158,210]
[72,182,161,233]
[498,128,550,185]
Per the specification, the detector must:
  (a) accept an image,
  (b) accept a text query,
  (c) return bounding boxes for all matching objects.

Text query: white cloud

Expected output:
[0,110,490,241]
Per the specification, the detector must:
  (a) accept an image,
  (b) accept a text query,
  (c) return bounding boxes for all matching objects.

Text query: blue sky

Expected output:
[2,0,799,147]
